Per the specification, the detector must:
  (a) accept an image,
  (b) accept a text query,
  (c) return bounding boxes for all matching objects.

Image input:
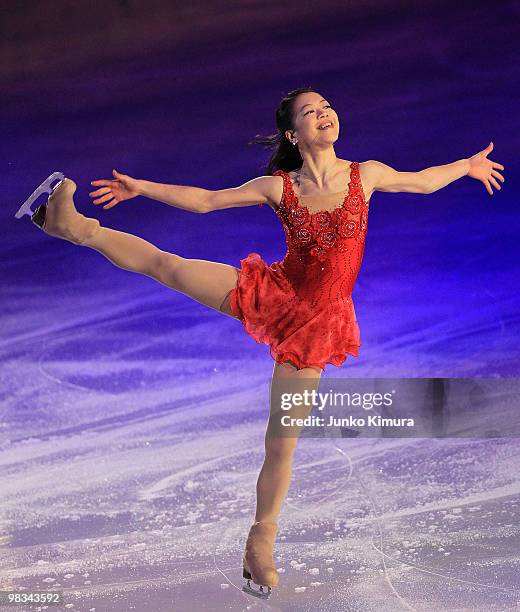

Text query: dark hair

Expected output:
[248,87,316,175]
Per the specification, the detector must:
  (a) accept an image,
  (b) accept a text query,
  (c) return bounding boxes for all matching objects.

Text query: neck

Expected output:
[298,148,339,188]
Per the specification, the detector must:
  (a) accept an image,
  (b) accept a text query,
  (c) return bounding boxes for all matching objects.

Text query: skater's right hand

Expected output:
[89,169,141,209]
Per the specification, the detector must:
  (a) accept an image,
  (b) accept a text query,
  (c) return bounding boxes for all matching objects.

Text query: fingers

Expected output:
[488,175,501,191]
[89,179,120,208]
[491,170,505,182]
[484,179,493,195]
[90,180,115,187]
[89,187,111,197]
[92,193,115,205]
[492,162,505,171]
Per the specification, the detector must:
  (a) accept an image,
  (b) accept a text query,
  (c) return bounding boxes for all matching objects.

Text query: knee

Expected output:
[265,437,297,461]
[153,250,183,285]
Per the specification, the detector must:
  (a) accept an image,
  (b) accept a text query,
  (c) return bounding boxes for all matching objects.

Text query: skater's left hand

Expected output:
[467,142,505,195]
[89,169,141,209]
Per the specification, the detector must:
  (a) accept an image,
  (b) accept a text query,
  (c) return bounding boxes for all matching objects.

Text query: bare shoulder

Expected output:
[266,173,285,211]
[245,174,284,211]
[358,160,378,201]
[205,174,283,213]
[248,173,285,212]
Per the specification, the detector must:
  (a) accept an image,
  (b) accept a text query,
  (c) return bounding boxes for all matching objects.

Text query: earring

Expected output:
[292,140,297,145]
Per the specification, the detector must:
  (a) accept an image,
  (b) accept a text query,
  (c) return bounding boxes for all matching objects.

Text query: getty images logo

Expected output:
[279,389,396,411]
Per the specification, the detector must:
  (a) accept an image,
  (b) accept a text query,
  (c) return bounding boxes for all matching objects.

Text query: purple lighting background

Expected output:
[1,1,520,610]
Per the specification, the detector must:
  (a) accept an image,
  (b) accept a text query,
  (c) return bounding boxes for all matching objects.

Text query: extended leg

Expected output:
[33,177,241,318]
[83,227,240,318]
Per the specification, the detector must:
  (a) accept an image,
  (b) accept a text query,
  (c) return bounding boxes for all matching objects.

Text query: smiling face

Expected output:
[285,91,339,149]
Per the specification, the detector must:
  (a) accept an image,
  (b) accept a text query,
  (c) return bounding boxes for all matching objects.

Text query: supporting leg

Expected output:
[242,360,323,597]
[255,359,323,522]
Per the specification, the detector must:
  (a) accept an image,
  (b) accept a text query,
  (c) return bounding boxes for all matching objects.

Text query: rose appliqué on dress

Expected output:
[338,219,358,240]
[345,193,363,215]
[310,210,333,231]
[317,230,337,250]
[295,226,313,245]
[289,206,311,228]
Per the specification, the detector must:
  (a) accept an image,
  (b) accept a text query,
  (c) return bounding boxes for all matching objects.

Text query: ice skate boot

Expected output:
[15,172,100,245]
[242,521,279,599]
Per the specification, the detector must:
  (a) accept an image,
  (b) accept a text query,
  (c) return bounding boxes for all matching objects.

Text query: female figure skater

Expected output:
[17,87,505,599]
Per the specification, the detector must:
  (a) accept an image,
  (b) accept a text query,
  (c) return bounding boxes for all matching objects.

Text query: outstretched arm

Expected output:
[138,175,277,213]
[365,158,469,195]
[137,178,211,213]
[90,170,277,213]
[365,142,505,197]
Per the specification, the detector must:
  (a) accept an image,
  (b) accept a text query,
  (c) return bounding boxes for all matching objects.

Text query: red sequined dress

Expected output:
[229,161,370,371]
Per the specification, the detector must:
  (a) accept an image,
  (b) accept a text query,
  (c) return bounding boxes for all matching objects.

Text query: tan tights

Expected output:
[81,222,323,523]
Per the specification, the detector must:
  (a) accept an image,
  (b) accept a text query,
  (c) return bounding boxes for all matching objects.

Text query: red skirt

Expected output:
[229,252,362,371]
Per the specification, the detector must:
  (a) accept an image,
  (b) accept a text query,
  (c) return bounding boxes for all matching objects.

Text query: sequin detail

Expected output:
[230,162,370,371]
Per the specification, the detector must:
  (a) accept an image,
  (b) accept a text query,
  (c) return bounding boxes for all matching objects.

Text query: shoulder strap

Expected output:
[351,161,369,201]
[349,161,361,191]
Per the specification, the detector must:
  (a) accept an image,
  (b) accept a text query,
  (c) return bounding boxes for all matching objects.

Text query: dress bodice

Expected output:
[264,162,370,309]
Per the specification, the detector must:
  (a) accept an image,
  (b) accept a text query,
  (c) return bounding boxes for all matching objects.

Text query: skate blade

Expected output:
[14,172,66,219]
[242,580,272,599]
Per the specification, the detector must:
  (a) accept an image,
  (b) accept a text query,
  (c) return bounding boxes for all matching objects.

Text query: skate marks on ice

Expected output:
[1,293,520,609]
[0,294,273,609]
[0,286,267,443]
[210,440,356,609]
[137,448,254,502]
[3,355,520,611]
[211,436,520,610]
[350,438,520,611]
[333,443,416,612]
[206,439,415,611]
